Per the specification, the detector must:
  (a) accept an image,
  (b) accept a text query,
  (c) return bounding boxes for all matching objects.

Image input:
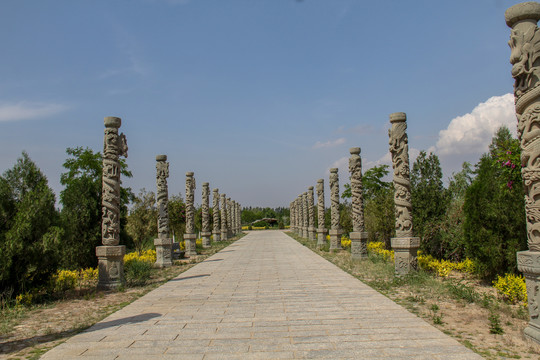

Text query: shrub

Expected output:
[124,259,152,286]
[341,236,351,249]
[493,273,527,304]
[367,241,394,262]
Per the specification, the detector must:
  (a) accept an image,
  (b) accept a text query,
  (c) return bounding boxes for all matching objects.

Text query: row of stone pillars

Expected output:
[289,112,419,274]
[96,117,242,290]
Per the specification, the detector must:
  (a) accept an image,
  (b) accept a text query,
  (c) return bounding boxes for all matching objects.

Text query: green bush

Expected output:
[124,259,152,286]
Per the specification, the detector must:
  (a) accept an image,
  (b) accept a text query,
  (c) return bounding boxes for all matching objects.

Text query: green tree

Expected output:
[59,147,133,269]
[126,189,157,254]
[168,194,186,241]
[410,151,448,256]
[0,152,62,295]
[463,127,527,279]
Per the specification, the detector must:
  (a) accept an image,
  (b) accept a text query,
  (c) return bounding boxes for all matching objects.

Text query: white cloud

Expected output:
[0,102,68,122]
[434,93,516,156]
[313,137,346,149]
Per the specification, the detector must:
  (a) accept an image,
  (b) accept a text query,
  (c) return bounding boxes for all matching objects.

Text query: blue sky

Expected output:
[0,0,525,207]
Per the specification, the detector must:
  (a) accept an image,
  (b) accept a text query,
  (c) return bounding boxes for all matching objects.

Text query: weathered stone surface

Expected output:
[329,168,342,250]
[184,172,197,257]
[307,186,316,241]
[316,179,327,248]
[99,116,128,289]
[388,113,418,275]
[201,182,211,248]
[507,2,540,344]
[221,193,228,241]
[213,189,220,242]
[227,198,233,237]
[154,154,172,268]
[349,147,367,259]
[96,245,125,290]
[303,192,309,239]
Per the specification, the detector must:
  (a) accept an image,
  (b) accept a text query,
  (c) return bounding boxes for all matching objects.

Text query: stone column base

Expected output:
[213,232,221,242]
[391,237,420,276]
[350,231,369,260]
[317,229,328,248]
[308,227,316,241]
[96,245,125,290]
[201,232,211,248]
[184,233,197,257]
[518,251,540,344]
[221,230,228,242]
[154,238,173,268]
[302,227,308,239]
[329,229,342,250]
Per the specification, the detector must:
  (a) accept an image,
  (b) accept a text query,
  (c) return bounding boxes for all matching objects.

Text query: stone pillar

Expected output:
[237,203,242,233]
[308,186,316,240]
[329,168,342,250]
[97,116,128,290]
[388,112,420,275]
[221,193,228,241]
[201,182,211,248]
[290,201,295,233]
[231,200,237,235]
[212,189,220,242]
[303,192,309,238]
[227,198,233,237]
[507,2,540,344]
[154,155,173,268]
[184,172,197,257]
[316,179,327,248]
[349,147,369,260]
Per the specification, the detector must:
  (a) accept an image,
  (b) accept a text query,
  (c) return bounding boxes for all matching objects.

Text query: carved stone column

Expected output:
[290,201,295,233]
[212,188,221,242]
[296,195,303,237]
[154,155,173,268]
[201,182,211,248]
[231,200,237,235]
[303,192,309,238]
[227,198,233,237]
[329,168,342,250]
[316,179,327,248]
[184,172,197,257]
[221,193,228,241]
[506,2,540,344]
[308,186,316,240]
[388,112,419,275]
[97,116,128,290]
[349,148,369,260]
[237,203,242,233]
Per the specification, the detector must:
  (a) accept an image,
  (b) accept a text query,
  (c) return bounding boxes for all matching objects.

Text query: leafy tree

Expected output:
[126,189,157,254]
[0,152,62,295]
[410,151,448,256]
[59,147,133,269]
[463,127,527,279]
[168,194,186,241]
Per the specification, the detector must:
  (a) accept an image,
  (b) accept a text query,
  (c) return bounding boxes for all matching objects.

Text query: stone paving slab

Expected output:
[41,230,482,359]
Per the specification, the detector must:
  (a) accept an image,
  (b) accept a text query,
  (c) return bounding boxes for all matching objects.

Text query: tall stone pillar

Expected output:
[308,186,316,240]
[506,2,540,344]
[201,182,211,248]
[237,203,242,233]
[349,148,369,259]
[212,189,221,242]
[316,179,327,248]
[388,112,419,275]
[329,168,342,250]
[289,201,294,234]
[97,116,128,290]
[184,172,197,257]
[297,195,304,237]
[221,194,228,241]
[303,192,309,238]
[154,155,173,268]
[227,198,233,237]
[231,200,237,235]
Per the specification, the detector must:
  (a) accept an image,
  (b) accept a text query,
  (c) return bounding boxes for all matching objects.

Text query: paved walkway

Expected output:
[42,230,481,359]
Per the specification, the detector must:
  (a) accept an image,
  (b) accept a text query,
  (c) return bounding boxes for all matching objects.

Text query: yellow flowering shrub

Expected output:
[15,292,34,306]
[493,273,527,304]
[417,252,476,278]
[124,249,156,264]
[341,236,351,249]
[326,234,330,241]
[53,269,79,292]
[196,238,202,247]
[252,226,266,230]
[367,242,394,262]
[242,226,249,230]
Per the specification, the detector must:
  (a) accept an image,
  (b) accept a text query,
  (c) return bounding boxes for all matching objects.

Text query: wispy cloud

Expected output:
[0,102,68,122]
[313,137,346,149]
